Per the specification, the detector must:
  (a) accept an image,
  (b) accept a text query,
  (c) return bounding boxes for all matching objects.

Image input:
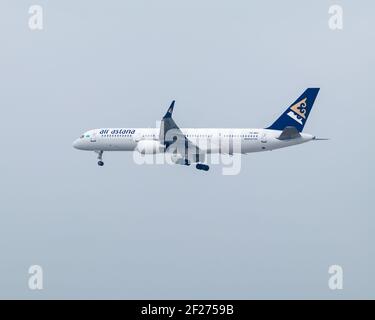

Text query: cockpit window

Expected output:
[80,135,84,139]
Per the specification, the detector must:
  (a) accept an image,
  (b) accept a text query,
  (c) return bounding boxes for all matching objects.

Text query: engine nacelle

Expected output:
[136,140,165,154]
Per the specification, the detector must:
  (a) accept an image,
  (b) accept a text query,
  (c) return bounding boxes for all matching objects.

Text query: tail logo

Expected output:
[287,98,307,125]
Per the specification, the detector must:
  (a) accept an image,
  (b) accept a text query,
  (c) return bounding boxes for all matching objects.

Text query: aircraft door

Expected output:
[261,132,267,143]
[90,132,97,143]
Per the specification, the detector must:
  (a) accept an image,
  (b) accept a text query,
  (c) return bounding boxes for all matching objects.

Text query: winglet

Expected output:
[163,100,175,119]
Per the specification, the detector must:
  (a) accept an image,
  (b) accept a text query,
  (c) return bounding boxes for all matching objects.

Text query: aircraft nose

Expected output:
[73,139,80,149]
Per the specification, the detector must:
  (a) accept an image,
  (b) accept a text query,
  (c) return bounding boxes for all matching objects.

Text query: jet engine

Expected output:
[136,140,165,154]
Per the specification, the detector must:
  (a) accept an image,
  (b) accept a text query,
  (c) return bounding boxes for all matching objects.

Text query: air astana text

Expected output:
[99,129,136,135]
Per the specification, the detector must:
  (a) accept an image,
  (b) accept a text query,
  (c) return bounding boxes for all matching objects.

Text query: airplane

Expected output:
[73,88,326,171]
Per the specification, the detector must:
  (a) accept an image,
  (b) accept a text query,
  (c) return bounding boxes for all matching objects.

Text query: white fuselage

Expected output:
[73,128,314,153]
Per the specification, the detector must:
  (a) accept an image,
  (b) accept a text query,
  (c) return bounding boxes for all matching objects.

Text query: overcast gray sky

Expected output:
[0,0,374,299]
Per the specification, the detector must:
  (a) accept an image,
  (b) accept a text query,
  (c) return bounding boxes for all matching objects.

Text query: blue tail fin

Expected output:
[267,88,320,132]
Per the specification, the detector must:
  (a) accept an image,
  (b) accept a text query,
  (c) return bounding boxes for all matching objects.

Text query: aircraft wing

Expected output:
[159,101,203,164]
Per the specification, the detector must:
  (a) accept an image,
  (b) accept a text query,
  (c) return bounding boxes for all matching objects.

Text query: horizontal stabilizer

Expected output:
[312,137,330,141]
[277,126,301,140]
